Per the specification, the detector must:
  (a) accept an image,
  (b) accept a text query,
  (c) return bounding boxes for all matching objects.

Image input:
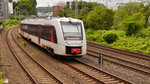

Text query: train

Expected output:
[20,17,87,57]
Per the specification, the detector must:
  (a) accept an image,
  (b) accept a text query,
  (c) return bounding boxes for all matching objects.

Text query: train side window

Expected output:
[40,26,57,44]
[41,26,50,41]
[32,25,35,36]
[24,25,28,33]
[28,25,31,34]
[20,24,23,31]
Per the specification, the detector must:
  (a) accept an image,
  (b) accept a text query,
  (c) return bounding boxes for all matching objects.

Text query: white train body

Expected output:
[20,17,87,57]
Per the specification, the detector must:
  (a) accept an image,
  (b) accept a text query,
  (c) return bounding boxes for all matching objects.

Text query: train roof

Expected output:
[21,17,82,25]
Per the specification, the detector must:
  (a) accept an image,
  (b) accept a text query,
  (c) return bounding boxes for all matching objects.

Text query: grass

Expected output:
[20,41,27,46]
[29,52,39,56]
[0,72,4,84]
[16,34,20,39]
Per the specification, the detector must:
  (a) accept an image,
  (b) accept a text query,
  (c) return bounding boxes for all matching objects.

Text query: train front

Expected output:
[55,18,87,57]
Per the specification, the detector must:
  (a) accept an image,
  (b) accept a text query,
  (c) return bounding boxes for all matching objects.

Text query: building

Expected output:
[66,1,72,9]
[13,0,19,2]
[0,0,4,19]
[52,5,64,16]
[0,0,13,19]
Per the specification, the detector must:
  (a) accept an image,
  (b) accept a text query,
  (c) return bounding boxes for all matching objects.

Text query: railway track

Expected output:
[87,41,150,76]
[61,59,131,84]
[14,27,131,84]
[7,28,63,84]
[88,41,150,61]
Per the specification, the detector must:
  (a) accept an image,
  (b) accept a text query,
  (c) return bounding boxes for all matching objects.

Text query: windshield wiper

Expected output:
[69,22,80,32]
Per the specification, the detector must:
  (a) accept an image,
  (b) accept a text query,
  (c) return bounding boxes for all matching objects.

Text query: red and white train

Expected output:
[20,17,87,57]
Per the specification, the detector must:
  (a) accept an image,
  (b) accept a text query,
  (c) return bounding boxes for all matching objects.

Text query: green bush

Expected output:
[121,12,145,36]
[20,41,27,46]
[103,32,118,44]
[125,21,141,36]
[3,20,20,29]
[136,27,150,38]
[10,16,26,20]
[85,6,114,30]
[86,29,150,54]
[0,72,4,84]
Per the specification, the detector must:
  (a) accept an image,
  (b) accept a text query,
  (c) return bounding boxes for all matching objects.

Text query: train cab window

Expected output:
[61,22,83,40]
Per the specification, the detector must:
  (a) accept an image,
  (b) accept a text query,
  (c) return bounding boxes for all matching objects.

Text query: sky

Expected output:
[36,0,144,7]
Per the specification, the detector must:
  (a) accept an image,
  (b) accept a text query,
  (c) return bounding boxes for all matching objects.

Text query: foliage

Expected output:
[86,29,150,54]
[20,41,27,46]
[103,32,118,44]
[113,9,128,29]
[143,3,150,27]
[13,0,37,15]
[85,6,114,30]
[113,2,144,29]
[71,1,99,11]
[118,2,144,15]
[74,1,99,19]
[0,72,4,83]
[136,27,150,38]
[29,52,39,56]
[124,22,141,36]
[59,1,99,19]
[86,29,105,42]
[10,16,26,21]
[58,6,75,17]
[3,20,20,29]
[121,12,146,36]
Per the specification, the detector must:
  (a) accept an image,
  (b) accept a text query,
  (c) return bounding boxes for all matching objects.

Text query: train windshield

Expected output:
[61,22,83,40]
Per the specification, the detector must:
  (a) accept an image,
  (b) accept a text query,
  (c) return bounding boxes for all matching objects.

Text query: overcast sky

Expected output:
[36,0,142,7]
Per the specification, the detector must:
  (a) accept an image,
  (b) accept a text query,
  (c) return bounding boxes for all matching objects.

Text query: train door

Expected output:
[38,25,42,44]
[50,28,54,43]
[49,26,57,43]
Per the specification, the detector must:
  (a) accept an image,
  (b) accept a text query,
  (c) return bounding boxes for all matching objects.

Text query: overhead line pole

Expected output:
[75,0,79,18]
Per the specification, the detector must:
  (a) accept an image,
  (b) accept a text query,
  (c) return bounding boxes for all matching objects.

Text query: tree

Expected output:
[143,2,150,27]
[78,7,89,20]
[113,2,144,29]
[119,2,144,15]
[71,1,99,19]
[14,0,37,15]
[85,6,114,30]
[58,1,100,19]
[121,12,146,36]
[58,6,75,17]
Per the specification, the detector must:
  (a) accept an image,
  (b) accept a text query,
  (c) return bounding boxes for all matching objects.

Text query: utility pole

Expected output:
[75,0,78,18]
[106,0,108,7]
